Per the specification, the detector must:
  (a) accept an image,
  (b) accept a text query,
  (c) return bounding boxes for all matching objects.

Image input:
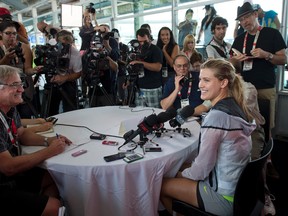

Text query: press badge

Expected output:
[181,99,189,108]
[243,59,253,71]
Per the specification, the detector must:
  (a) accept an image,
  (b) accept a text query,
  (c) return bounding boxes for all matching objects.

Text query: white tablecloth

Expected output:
[22,106,200,216]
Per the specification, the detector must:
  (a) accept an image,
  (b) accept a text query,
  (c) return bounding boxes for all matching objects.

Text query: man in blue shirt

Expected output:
[161,54,203,110]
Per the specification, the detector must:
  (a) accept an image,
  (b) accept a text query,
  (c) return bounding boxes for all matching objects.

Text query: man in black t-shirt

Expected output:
[128,28,163,108]
[231,2,286,130]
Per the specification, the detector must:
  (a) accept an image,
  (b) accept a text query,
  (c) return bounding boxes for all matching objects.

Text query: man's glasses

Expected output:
[3,32,17,36]
[175,64,189,69]
[0,82,25,89]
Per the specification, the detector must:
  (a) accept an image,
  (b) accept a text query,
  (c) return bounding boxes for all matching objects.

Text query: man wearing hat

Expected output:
[0,7,29,44]
[231,2,286,131]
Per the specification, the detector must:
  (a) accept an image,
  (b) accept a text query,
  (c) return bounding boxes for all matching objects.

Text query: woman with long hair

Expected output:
[160,59,255,215]
[156,27,180,81]
[197,5,217,46]
[181,34,199,71]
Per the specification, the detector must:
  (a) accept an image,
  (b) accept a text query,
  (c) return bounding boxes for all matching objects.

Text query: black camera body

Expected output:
[86,2,95,14]
[34,43,70,84]
[10,42,24,60]
[82,35,110,85]
[103,32,115,40]
[125,40,150,81]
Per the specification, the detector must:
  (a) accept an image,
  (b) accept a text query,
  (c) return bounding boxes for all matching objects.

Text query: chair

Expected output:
[172,139,273,216]
[257,99,270,142]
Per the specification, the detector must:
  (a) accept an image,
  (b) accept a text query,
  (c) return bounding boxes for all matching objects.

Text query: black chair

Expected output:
[172,139,273,216]
[257,99,270,142]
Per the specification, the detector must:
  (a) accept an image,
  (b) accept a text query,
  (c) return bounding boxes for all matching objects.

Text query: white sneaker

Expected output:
[264,194,276,216]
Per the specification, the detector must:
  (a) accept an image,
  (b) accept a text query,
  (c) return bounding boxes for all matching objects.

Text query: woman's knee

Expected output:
[42,197,61,216]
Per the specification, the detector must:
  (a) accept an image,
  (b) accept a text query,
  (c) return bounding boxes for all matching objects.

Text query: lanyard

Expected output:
[0,112,20,155]
[243,26,262,54]
[178,73,192,99]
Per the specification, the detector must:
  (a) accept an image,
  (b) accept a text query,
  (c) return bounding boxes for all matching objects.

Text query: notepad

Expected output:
[26,124,54,135]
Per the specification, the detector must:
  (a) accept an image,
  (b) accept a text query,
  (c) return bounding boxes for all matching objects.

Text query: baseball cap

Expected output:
[0,7,11,17]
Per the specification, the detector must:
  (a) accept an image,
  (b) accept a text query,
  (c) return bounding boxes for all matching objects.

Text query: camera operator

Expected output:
[111,28,129,105]
[85,24,119,107]
[37,21,60,45]
[128,28,163,108]
[0,7,29,45]
[0,21,41,118]
[43,30,81,116]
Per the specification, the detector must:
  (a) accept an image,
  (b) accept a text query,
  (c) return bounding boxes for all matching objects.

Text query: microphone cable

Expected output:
[55,123,123,139]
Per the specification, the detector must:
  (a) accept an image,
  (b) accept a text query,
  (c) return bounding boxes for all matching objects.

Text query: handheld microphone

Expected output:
[169,105,195,128]
[180,76,194,86]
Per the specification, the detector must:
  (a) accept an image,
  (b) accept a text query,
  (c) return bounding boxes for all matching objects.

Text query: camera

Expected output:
[125,39,150,81]
[34,43,70,84]
[10,42,24,60]
[86,3,95,14]
[82,35,110,85]
[103,32,115,40]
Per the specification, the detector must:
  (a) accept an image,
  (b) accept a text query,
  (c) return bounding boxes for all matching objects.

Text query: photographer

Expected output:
[37,21,60,45]
[45,30,82,116]
[128,28,163,108]
[84,24,119,107]
[0,7,29,45]
[0,21,41,118]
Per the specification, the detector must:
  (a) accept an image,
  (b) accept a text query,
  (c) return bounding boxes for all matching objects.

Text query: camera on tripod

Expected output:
[125,39,150,81]
[34,43,70,84]
[82,35,110,85]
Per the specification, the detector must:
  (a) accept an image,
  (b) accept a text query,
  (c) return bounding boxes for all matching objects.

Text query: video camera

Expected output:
[125,39,150,81]
[82,35,110,85]
[34,43,70,84]
[86,3,96,14]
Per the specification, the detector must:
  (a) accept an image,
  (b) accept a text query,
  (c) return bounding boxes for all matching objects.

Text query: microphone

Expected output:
[123,114,158,145]
[180,76,194,86]
[123,108,177,144]
[169,105,195,128]
[156,107,177,126]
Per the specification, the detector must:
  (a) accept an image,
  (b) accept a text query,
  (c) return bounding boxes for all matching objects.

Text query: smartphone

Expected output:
[123,153,144,163]
[102,140,119,146]
[144,147,162,152]
[46,117,58,124]
[104,153,126,162]
[232,48,242,56]
[90,133,106,140]
[72,149,87,157]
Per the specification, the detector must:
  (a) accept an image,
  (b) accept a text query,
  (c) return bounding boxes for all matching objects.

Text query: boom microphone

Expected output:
[169,105,195,128]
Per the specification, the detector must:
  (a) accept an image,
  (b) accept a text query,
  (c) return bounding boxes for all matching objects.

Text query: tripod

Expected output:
[88,78,115,107]
[41,82,77,118]
[127,79,139,107]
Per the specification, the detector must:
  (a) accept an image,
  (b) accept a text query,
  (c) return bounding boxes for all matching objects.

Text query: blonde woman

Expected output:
[160,59,255,215]
[181,34,199,71]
